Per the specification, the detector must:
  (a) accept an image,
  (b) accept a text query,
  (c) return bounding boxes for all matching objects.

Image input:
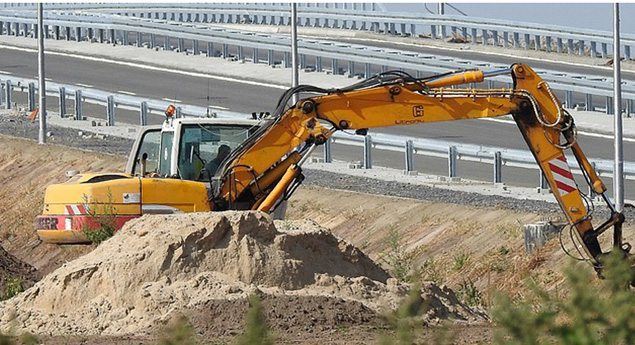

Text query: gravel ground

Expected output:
[0,110,133,156]
[3,108,632,222]
[303,168,635,223]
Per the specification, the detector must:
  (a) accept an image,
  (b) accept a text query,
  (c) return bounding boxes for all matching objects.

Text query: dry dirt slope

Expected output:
[286,186,635,299]
[0,134,126,276]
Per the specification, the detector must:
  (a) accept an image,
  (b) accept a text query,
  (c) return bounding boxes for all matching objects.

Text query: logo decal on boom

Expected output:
[412,105,424,118]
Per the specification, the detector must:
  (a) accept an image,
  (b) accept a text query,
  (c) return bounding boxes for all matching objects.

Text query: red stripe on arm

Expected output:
[549,164,574,180]
[555,180,577,193]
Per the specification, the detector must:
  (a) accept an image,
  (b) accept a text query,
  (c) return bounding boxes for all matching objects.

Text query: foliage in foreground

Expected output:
[158,314,196,345]
[18,333,40,345]
[234,294,275,345]
[0,332,41,345]
[0,334,11,345]
[378,283,427,345]
[493,252,635,345]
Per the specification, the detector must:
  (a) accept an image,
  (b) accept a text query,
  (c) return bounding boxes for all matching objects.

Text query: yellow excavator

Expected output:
[36,63,626,275]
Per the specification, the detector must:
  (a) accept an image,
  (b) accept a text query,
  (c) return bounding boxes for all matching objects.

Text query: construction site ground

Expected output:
[1,109,634,344]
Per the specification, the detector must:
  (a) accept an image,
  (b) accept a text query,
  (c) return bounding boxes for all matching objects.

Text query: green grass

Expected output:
[382,227,417,282]
[1,275,23,301]
[457,279,484,307]
[378,284,428,345]
[158,314,196,345]
[452,252,471,271]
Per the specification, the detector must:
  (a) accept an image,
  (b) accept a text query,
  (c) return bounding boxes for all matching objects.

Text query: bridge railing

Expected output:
[1,11,634,116]
[1,74,632,190]
[3,3,632,59]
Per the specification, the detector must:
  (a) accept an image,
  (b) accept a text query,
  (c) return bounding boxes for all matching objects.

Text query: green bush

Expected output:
[0,334,12,345]
[452,252,471,271]
[421,258,443,285]
[234,294,275,345]
[81,191,117,245]
[493,252,635,345]
[498,245,511,255]
[457,279,484,307]
[158,314,196,345]
[18,333,40,345]
[383,228,417,282]
[1,275,23,301]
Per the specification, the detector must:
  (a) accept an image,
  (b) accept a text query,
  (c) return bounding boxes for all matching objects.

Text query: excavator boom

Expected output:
[214,63,625,270]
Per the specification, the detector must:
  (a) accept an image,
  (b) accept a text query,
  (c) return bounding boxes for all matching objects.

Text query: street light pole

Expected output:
[37,3,46,144]
[437,3,445,38]
[291,3,299,104]
[613,3,624,212]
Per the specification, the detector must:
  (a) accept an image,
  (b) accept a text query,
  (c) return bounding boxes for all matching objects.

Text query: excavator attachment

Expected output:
[215,63,627,276]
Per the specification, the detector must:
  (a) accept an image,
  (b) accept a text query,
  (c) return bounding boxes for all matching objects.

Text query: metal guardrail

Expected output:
[1,11,634,116]
[0,74,246,124]
[2,3,632,59]
[2,74,633,188]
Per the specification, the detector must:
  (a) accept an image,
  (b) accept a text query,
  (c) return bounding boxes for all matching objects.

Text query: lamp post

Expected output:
[291,3,299,104]
[613,3,624,212]
[37,3,46,144]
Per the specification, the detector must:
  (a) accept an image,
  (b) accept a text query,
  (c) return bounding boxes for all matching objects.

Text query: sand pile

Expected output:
[0,211,486,336]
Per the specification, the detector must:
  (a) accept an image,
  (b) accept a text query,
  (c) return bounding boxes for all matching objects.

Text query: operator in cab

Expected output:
[206,144,231,176]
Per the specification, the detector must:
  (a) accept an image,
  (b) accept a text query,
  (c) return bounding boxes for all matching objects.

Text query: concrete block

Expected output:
[402,171,418,176]
[524,221,562,253]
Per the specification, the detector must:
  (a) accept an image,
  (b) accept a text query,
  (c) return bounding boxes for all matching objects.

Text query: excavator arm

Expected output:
[212,63,626,270]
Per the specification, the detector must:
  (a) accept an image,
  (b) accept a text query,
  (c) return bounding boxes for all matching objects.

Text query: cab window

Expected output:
[159,131,174,176]
[131,129,160,176]
[177,124,256,181]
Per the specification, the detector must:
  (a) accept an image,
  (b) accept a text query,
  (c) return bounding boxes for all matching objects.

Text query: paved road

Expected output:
[338,37,635,81]
[2,45,635,198]
[3,48,631,157]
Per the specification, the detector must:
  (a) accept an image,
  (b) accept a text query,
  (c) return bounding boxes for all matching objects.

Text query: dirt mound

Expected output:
[0,244,38,296]
[0,211,486,336]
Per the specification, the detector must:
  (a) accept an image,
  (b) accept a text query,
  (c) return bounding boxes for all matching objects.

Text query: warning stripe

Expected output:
[550,164,574,180]
[548,155,577,196]
[64,205,88,215]
[555,180,577,194]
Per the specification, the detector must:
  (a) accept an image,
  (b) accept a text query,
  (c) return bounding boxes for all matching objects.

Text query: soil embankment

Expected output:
[0,131,126,276]
[286,186,635,299]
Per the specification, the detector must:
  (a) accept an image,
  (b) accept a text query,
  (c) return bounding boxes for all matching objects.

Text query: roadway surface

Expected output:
[338,37,635,81]
[2,43,634,198]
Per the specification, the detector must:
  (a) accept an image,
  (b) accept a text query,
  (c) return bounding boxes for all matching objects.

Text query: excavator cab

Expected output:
[125,117,260,180]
